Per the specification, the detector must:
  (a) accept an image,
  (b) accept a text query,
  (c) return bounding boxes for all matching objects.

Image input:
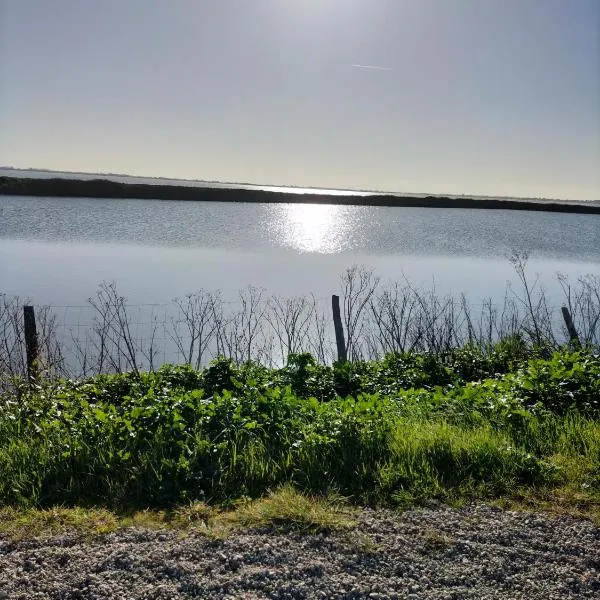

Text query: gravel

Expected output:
[0,504,598,599]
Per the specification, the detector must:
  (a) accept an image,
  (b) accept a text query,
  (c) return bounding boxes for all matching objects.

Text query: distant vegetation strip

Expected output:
[1,176,599,213]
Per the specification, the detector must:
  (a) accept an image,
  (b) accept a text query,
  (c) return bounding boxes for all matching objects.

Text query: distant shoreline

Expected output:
[1,176,599,214]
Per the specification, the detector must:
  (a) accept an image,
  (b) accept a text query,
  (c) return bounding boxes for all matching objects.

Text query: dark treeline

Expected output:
[2,176,600,213]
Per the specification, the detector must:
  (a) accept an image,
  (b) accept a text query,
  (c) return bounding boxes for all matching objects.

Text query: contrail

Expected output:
[351,64,392,71]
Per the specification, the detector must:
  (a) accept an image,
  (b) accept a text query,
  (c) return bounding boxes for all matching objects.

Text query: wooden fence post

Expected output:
[561,306,580,347]
[23,305,39,382]
[331,295,347,362]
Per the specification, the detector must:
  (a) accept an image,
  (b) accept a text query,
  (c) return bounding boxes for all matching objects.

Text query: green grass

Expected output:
[0,506,118,540]
[0,487,355,540]
[0,348,598,521]
[224,485,356,533]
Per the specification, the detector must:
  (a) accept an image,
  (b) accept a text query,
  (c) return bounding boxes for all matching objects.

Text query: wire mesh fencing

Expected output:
[1,265,599,391]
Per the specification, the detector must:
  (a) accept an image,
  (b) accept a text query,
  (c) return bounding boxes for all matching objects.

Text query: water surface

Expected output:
[1,195,598,307]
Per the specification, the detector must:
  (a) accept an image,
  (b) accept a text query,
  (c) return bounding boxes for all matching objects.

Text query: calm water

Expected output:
[1,195,599,308]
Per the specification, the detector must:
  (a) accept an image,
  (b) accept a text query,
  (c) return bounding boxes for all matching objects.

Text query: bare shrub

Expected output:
[85,282,141,375]
[1,260,598,386]
[170,290,220,369]
[218,286,270,364]
[306,299,333,365]
[368,281,419,355]
[558,273,600,347]
[340,266,379,360]
[508,252,556,350]
[265,295,316,364]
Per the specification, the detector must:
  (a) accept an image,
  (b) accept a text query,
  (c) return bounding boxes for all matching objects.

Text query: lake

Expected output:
[1,192,599,370]
[1,194,599,308]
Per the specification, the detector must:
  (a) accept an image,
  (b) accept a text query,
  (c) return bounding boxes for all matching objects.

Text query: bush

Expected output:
[0,348,598,509]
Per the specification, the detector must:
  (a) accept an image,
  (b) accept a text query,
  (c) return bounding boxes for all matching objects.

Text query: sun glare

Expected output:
[273,203,351,254]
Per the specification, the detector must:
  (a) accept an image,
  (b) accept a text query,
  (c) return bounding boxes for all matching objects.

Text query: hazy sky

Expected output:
[1,0,598,199]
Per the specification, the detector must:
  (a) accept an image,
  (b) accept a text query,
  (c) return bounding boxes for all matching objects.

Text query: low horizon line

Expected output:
[0,165,597,204]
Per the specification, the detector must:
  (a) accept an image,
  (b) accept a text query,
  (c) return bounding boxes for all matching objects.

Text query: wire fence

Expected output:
[1,263,599,389]
[47,296,336,373]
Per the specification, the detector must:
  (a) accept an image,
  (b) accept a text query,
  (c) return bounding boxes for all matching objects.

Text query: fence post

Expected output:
[331,295,347,362]
[561,306,580,347]
[23,305,39,382]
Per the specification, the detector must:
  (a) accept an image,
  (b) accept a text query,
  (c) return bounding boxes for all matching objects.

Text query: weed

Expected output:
[0,349,598,514]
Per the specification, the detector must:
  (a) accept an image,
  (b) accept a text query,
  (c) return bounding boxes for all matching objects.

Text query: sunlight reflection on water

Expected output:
[270,204,357,253]
[1,195,599,307]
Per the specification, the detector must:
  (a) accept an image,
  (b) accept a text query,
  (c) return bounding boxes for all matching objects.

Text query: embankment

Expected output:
[2,176,600,214]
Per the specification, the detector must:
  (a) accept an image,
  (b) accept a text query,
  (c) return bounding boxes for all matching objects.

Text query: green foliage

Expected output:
[506,351,600,415]
[444,335,529,381]
[201,357,237,396]
[0,348,598,510]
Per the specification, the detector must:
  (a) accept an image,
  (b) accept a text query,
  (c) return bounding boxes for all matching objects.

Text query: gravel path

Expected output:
[0,504,598,599]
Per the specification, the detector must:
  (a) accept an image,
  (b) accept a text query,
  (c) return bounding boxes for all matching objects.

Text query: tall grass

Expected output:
[0,349,598,510]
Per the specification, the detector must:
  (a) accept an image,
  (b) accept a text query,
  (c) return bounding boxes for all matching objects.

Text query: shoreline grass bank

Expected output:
[2,176,600,214]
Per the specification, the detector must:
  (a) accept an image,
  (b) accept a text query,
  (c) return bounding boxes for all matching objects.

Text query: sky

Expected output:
[1,0,598,200]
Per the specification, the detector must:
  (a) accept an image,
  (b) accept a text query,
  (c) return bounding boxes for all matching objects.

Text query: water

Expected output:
[1,194,599,308]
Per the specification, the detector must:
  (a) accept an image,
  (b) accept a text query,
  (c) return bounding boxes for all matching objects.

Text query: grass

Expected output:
[2,485,597,543]
[0,347,598,535]
[0,487,356,541]
[419,527,456,554]
[225,485,355,533]
[489,487,600,526]
[0,506,118,540]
